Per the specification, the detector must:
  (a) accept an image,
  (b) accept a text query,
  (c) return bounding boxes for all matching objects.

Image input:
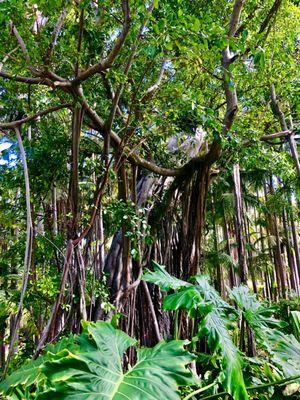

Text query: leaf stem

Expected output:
[183,382,217,400]
[199,374,300,400]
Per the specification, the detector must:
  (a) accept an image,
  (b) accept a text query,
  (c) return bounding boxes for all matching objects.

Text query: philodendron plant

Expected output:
[0,320,196,400]
[1,261,300,400]
[143,261,300,400]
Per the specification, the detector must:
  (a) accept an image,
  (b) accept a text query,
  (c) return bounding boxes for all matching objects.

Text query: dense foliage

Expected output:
[0,0,299,398]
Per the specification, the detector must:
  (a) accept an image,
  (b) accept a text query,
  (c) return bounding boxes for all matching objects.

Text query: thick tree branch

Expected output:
[228,0,245,38]
[259,0,282,34]
[0,70,53,86]
[270,85,300,177]
[260,130,291,141]
[221,0,245,135]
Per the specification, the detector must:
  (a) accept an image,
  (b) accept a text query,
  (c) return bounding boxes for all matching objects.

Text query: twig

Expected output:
[44,7,68,65]
[9,21,38,75]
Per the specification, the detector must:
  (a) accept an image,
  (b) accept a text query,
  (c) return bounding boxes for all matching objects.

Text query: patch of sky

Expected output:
[0,138,16,166]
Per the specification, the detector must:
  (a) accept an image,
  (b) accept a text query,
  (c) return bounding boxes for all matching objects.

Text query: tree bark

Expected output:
[4,127,33,374]
[233,164,247,283]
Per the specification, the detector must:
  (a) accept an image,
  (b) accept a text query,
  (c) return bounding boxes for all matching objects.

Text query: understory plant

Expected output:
[1,262,300,400]
[0,321,196,400]
[143,261,300,399]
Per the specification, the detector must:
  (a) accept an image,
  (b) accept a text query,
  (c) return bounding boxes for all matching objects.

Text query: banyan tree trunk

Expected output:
[181,163,212,278]
[101,156,215,344]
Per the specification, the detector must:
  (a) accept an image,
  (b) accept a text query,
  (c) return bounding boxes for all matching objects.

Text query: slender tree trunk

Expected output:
[5,127,33,375]
[233,164,247,283]
[52,183,58,235]
[282,208,300,294]
[269,177,287,298]
[244,212,257,293]
[289,197,300,278]
[222,203,237,288]
[212,192,224,296]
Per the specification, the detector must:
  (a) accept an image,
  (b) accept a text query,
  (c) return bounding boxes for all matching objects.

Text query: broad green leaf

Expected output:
[143,261,190,291]
[201,311,248,400]
[194,276,235,311]
[0,356,46,396]
[163,286,213,318]
[147,271,247,399]
[163,286,203,313]
[194,278,247,400]
[291,311,300,341]
[265,329,300,377]
[230,286,286,332]
[0,335,78,397]
[38,321,196,400]
[230,286,300,378]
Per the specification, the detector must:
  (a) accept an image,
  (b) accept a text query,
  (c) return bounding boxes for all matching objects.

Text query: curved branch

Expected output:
[9,21,39,75]
[79,87,220,177]
[140,58,168,102]
[71,0,131,85]
[0,70,53,86]
[228,0,245,38]
[44,7,68,65]
[0,103,71,129]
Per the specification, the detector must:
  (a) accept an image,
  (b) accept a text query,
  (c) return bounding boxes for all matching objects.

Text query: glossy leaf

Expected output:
[0,336,78,398]
[291,311,300,341]
[38,321,196,400]
[230,286,300,378]
[143,261,191,291]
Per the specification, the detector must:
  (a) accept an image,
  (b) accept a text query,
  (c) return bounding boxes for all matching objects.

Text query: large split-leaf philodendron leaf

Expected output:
[145,264,248,400]
[230,286,300,377]
[201,311,248,400]
[0,335,78,399]
[291,311,300,341]
[143,261,191,291]
[38,321,196,400]
[195,277,248,400]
